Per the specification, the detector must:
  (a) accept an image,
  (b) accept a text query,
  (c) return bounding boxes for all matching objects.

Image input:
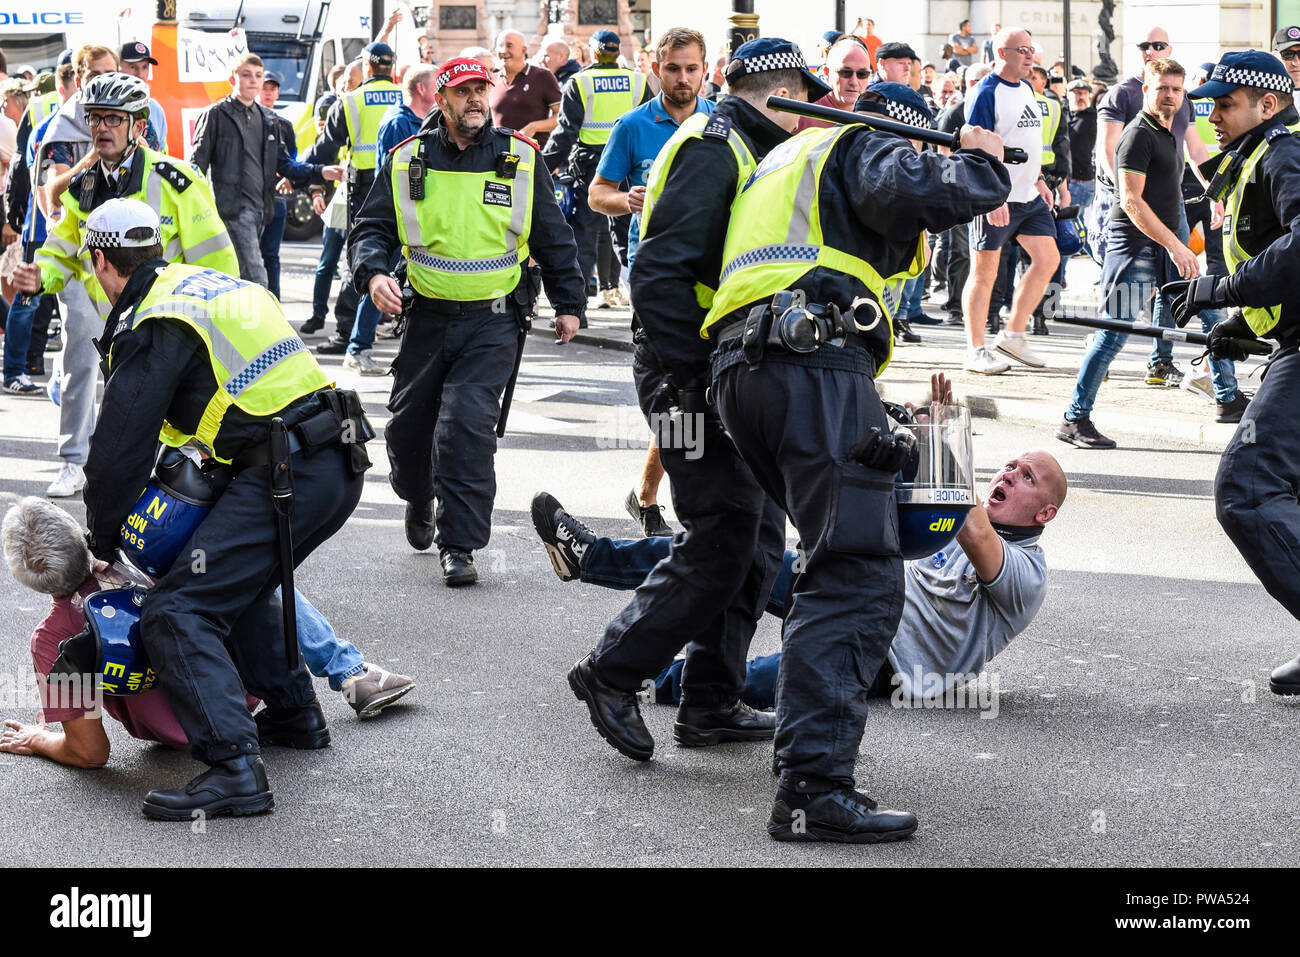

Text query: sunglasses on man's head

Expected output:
[1137,41,1170,52]
[836,68,872,79]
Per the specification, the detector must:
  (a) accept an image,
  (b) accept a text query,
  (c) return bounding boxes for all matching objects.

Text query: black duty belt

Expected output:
[232,388,375,472]
[714,289,883,362]
[411,292,502,315]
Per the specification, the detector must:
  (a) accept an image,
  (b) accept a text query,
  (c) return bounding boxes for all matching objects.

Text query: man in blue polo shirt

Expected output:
[588,26,714,538]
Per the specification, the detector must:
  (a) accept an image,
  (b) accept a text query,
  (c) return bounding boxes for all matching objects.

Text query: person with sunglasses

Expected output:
[796,35,871,132]
[1272,25,1300,90]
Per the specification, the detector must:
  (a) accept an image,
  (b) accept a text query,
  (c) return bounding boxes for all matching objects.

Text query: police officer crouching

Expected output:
[350,57,585,587]
[1162,51,1300,696]
[701,85,1011,843]
[78,199,373,819]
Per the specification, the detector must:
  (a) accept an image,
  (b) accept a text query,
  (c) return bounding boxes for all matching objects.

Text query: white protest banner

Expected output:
[176,27,250,83]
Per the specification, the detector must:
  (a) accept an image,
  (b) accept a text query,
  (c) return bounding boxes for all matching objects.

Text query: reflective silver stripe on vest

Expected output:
[45,236,79,258]
[132,300,247,373]
[408,249,521,273]
[785,132,840,244]
[146,170,162,211]
[222,336,307,398]
[184,231,234,264]
[505,137,529,249]
[395,140,424,247]
[344,92,362,147]
[163,237,181,262]
[719,243,819,283]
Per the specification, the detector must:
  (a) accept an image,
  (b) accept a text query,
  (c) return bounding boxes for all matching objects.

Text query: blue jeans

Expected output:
[261,199,288,300]
[900,275,924,319]
[3,294,36,382]
[346,295,382,355]
[312,226,345,320]
[1066,246,1173,420]
[276,587,366,691]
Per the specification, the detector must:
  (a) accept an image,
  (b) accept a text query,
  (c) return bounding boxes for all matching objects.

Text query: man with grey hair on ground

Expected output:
[0,498,413,768]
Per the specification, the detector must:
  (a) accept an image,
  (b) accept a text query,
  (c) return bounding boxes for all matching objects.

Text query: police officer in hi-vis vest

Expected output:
[69,198,372,819]
[701,84,1011,843]
[549,38,830,766]
[1163,51,1300,697]
[350,57,585,588]
[305,41,403,352]
[542,30,652,308]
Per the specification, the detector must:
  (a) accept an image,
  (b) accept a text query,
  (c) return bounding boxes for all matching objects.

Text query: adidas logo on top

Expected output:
[1016,104,1041,129]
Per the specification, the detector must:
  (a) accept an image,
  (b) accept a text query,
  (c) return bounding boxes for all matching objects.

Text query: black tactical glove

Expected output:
[1162,275,1230,328]
[1207,311,1260,362]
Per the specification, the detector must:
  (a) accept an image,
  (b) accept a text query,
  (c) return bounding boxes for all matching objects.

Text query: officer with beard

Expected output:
[349,57,585,587]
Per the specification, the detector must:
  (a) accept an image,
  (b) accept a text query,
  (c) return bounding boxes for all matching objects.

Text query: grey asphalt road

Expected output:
[0,243,1296,868]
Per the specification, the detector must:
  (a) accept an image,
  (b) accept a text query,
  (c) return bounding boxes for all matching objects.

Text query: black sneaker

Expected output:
[439,549,477,587]
[299,315,326,335]
[986,313,1002,335]
[943,312,964,326]
[768,787,918,844]
[1056,416,1117,449]
[1145,359,1184,387]
[1216,391,1249,424]
[894,317,921,343]
[316,336,349,355]
[1032,313,1049,336]
[531,491,595,581]
[624,489,671,537]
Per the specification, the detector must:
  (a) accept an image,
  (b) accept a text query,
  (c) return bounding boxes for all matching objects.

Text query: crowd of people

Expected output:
[0,10,1298,850]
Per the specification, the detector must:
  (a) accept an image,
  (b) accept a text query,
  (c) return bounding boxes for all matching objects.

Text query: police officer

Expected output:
[73,198,370,819]
[701,84,1010,843]
[349,57,584,587]
[1162,52,1300,697]
[14,72,238,319]
[306,42,403,353]
[556,39,829,762]
[542,30,652,311]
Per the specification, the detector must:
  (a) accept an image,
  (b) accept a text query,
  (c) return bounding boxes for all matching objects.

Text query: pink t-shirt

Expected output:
[796,92,856,132]
[30,574,256,750]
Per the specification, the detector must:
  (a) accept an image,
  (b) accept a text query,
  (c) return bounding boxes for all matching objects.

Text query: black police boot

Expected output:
[567,654,654,761]
[316,335,349,355]
[141,755,274,821]
[405,502,435,551]
[440,548,477,587]
[299,315,326,336]
[1216,391,1249,424]
[26,357,44,377]
[674,699,776,747]
[894,317,921,343]
[1032,313,1050,336]
[1269,656,1300,696]
[255,700,331,749]
[767,787,917,844]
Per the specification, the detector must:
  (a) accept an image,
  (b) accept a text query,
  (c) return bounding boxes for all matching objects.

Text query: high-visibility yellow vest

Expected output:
[700,124,926,376]
[1222,131,1293,336]
[27,91,59,131]
[1035,92,1061,167]
[341,78,403,170]
[115,263,332,463]
[574,67,647,146]
[37,146,238,318]
[641,112,757,310]
[390,133,535,301]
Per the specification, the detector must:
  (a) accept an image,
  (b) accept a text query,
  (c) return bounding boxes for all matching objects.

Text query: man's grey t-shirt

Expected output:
[950,31,976,66]
[1096,75,1193,185]
[887,534,1047,697]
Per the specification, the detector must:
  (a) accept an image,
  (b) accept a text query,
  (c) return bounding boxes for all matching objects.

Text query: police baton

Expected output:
[268,418,299,670]
[766,96,1030,164]
[1052,313,1273,356]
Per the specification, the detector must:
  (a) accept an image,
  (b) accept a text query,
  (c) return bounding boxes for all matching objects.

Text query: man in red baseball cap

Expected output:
[348,52,585,588]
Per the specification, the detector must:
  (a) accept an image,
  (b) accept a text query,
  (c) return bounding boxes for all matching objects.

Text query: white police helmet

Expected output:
[78,198,161,256]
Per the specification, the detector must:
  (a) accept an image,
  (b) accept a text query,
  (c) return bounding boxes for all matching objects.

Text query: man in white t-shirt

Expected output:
[961,27,1060,376]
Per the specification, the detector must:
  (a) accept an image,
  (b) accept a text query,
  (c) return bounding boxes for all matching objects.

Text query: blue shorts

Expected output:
[969,197,1056,251]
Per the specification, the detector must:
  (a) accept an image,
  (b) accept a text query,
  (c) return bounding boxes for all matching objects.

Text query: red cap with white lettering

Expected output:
[434,57,495,92]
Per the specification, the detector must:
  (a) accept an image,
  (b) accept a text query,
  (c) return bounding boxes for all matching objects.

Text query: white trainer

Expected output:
[47,462,86,498]
[1180,369,1216,403]
[343,350,386,376]
[992,330,1046,368]
[964,345,1010,375]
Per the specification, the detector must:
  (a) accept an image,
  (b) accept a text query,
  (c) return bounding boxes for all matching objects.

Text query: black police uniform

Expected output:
[588,96,791,715]
[308,75,395,341]
[709,130,1010,795]
[348,112,585,556]
[1199,120,1300,690]
[83,261,368,777]
[540,62,653,295]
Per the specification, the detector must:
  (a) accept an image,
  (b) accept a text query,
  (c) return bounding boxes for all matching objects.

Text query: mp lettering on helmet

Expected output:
[593,75,631,93]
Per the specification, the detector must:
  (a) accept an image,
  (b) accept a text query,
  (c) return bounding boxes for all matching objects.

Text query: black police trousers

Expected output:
[140,443,364,766]
[711,343,905,794]
[592,345,786,708]
[386,303,519,551]
[1216,346,1300,623]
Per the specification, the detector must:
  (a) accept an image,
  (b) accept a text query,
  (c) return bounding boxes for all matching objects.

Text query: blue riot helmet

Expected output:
[46,587,156,697]
[554,173,576,221]
[1055,205,1086,257]
[892,404,975,560]
[120,446,228,576]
